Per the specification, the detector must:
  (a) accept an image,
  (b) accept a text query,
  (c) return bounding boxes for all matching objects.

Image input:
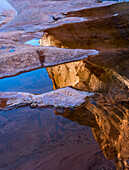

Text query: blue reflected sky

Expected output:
[0,68,53,94]
[25,39,39,46]
[0,37,53,94]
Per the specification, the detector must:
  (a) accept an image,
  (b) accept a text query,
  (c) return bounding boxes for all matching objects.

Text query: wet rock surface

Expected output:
[0,0,129,169]
[0,87,94,110]
[0,40,98,78]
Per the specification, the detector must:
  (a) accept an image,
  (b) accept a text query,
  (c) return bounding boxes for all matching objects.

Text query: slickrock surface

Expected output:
[0,87,94,110]
[0,0,17,27]
[0,40,99,78]
[2,0,116,31]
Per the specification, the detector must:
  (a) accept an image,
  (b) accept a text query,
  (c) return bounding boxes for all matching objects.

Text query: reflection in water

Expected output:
[24,38,39,46]
[0,58,119,169]
[47,58,129,169]
[0,60,115,169]
[0,107,114,169]
[56,92,129,169]
[47,58,128,92]
[0,56,128,169]
[0,68,53,94]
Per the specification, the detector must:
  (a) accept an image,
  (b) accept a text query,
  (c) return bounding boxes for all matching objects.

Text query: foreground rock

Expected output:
[0,87,94,110]
[0,39,99,78]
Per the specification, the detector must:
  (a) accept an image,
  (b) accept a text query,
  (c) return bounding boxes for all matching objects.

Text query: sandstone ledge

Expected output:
[0,40,99,79]
[0,87,94,110]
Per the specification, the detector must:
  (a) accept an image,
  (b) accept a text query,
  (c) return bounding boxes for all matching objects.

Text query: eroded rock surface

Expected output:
[0,87,94,110]
[40,2,129,50]
[0,39,98,78]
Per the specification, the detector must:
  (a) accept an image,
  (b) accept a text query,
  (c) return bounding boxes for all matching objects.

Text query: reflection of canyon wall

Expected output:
[47,59,110,91]
[48,57,129,169]
[56,91,129,169]
[47,51,129,169]
[47,57,129,92]
[41,2,129,169]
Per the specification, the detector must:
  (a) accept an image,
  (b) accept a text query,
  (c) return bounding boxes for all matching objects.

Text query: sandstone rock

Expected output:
[0,87,94,110]
[0,0,17,27]
[0,39,99,78]
[40,2,129,50]
[2,0,115,31]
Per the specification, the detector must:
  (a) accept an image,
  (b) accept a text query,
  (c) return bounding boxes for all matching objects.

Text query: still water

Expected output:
[0,62,112,169]
[0,68,53,94]
[0,55,117,169]
[0,55,128,169]
[0,39,115,169]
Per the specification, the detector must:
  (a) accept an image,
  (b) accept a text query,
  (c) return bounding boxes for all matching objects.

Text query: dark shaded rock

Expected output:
[40,2,129,51]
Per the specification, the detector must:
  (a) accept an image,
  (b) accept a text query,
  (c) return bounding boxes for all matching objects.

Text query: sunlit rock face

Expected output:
[56,89,129,169]
[40,2,129,51]
[47,56,129,92]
